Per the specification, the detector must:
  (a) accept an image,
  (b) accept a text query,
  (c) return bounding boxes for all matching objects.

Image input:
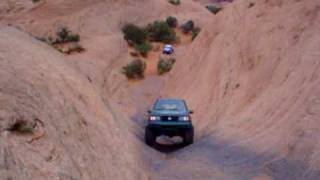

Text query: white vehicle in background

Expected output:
[162,44,174,55]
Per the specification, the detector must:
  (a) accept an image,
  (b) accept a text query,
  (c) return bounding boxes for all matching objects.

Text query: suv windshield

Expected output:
[154,99,187,113]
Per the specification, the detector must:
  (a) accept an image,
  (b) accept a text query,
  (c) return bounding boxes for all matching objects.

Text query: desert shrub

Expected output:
[56,27,80,43]
[168,0,180,5]
[123,59,146,79]
[192,27,201,41]
[134,42,152,57]
[158,58,176,75]
[206,4,223,14]
[181,20,194,33]
[66,34,80,42]
[248,2,255,8]
[57,27,69,42]
[9,119,36,134]
[166,16,178,28]
[147,21,176,43]
[122,23,148,44]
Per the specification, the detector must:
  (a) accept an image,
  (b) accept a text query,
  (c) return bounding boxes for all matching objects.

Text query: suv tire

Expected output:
[183,128,194,145]
[145,126,156,146]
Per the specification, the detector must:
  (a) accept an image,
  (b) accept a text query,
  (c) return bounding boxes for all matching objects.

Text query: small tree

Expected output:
[181,20,194,33]
[206,4,223,14]
[8,119,36,134]
[66,34,80,42]
[166,16,178,28]
[122,23,148,44]
[123,59,146,79]
[57,27,70,42]
[158,58,176,75]
[56,27,80,43]
[168,0,180,5]
[148,21,176,43]
[134,42,152,57]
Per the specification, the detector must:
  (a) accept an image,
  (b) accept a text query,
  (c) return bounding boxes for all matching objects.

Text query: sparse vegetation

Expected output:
[122,23,148,45]
[248,2,255,8]
[55,27,80,44]
[181,20,194,33]
[122,19,177,51]
[166,16,178,28]
[158,58,176,75]
[206,4,223,14]
[134,42,152,57]
[147,21,176,43]
[123,59,146,79]
[36,27,84,55]
[192,27,201,41]
[9,119,36,134]
[168,0,180,5]
[66,34,80,42]
[121,18,199,78]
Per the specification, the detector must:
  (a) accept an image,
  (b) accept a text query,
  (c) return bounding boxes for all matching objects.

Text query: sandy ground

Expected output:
[0,0,320,179]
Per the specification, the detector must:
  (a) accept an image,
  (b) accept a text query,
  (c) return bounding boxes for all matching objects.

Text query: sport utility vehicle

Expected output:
[145,98,194,146]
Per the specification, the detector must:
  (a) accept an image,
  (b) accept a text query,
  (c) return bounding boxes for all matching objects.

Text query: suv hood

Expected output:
[150,110,188,116]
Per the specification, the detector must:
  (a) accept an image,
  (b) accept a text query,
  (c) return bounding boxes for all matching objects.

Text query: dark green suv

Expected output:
[145,98,194,146]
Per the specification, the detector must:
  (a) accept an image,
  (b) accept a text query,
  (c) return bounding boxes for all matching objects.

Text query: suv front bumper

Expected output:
[147,121,193,136]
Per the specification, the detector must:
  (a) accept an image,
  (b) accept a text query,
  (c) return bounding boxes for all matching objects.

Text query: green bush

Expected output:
[158,58,176,75]
[181,20,194,33]
[134,42,152,56]
[192,27,201,41]
[166,16,178,28]
[147,21,176,43]
[56,27,80,43]
[57,27,69,42]
[206,4,223,14]
[123,59,146,79]
[66,34,80,42]
[122,23,148,44]
[9,119,36,134]
[168,0,180,5]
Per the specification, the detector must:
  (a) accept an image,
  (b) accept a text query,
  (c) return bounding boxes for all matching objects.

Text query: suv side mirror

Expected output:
[189,110,194,114]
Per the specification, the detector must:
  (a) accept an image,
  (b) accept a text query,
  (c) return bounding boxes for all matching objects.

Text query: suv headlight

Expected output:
[149,116,160,121]
[179,116,189,121]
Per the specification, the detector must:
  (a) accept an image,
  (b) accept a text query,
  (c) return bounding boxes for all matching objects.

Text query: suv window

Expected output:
[154,100,187,113]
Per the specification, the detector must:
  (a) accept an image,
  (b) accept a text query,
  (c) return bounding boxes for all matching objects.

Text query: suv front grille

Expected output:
[160,116,179,121]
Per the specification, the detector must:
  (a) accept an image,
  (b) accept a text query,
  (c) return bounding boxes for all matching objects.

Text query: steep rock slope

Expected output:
[161,0,320,179]
[0,26,149,180]
[1,0,210,114]
[1,0,320,180]
[0,1,210,179]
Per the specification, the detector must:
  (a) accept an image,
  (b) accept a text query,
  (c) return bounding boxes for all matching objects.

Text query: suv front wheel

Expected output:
[183,128,194,145]
[145,126,156,146]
